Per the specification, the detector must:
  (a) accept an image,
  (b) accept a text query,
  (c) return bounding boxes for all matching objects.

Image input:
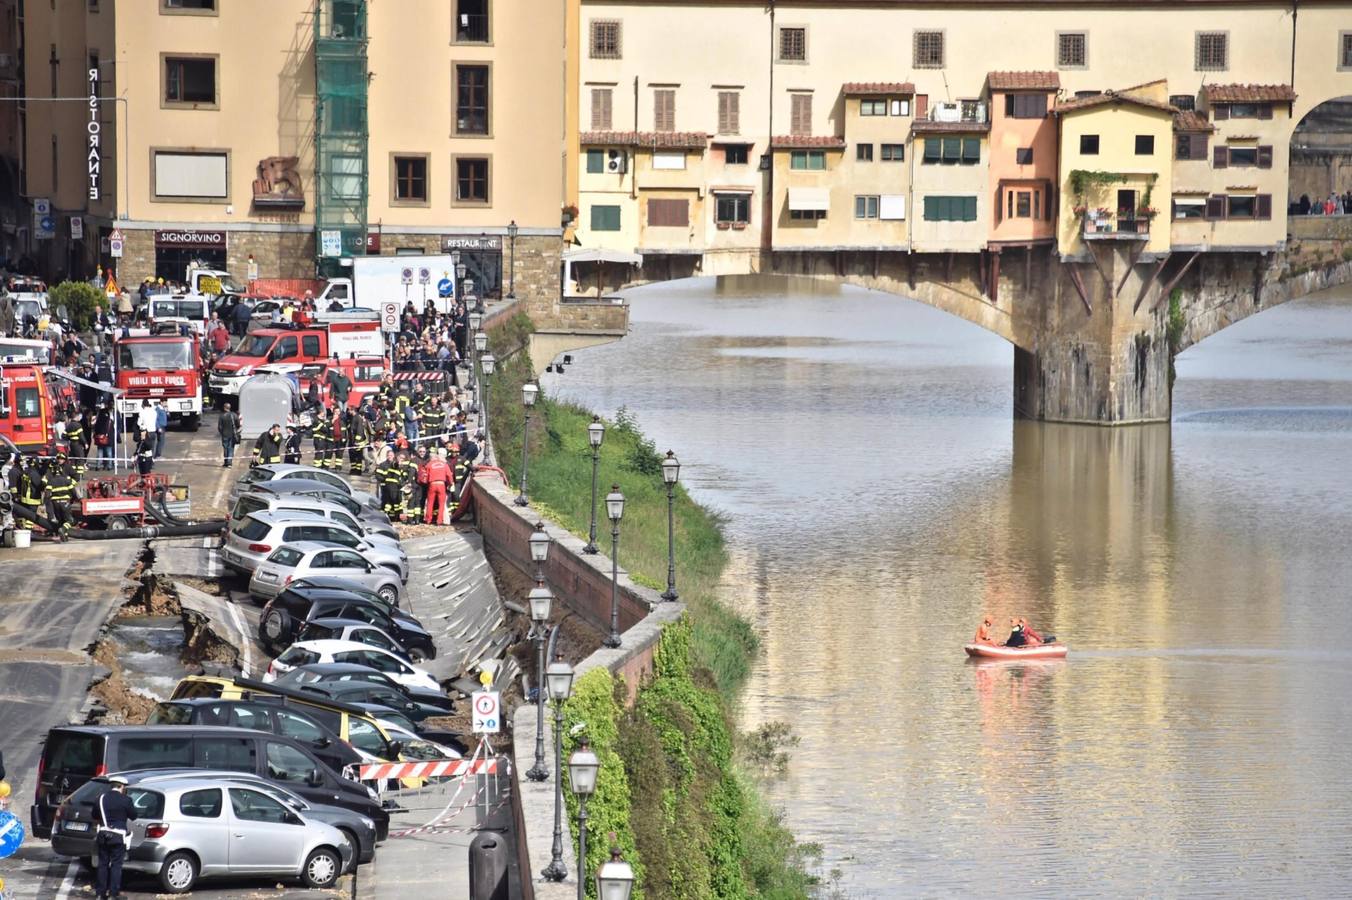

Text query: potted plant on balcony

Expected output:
[716,221,732,230]
[731,222,748,230]
[561,204,579,226]
[1088,206,1113,233]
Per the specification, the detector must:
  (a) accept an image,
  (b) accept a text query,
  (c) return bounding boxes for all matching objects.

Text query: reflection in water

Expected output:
[549,278,1352,897]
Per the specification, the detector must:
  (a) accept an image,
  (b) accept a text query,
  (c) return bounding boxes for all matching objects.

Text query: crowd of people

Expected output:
[1294,191,1352,215]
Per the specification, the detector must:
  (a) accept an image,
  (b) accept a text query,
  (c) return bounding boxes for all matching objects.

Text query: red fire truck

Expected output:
[208,317,386,407]
[0,358,65,452]
[114,333,204,430]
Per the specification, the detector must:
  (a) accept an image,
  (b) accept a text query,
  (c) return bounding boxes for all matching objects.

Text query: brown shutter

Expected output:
[1213,103,1229,120]
[654,90,675,132]
[1257,103,1273,120]
[1191,134,1209,160]
[1213,145,1228,168]
[915,94,928,119]
[1257,145,1273,169]
[1045,184,1054,220]
[718,91,739,135]
[1206,194,1227,219]
[648,198,689,227]
[591,89,612,130]
[1171,200,1177,220]
[1256,194,1272,219]
[790,93,812,136]
[994,188,1002,224]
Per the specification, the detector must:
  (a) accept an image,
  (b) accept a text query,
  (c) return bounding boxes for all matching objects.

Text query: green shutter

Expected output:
[923,197,938,221]
[942,137,961,162]
[924,139,941,162]
[590,205,621,231]
[961,138,980,164]
[586,150,604,174]
[963,196,977,221]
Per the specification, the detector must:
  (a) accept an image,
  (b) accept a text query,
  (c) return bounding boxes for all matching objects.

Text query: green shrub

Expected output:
[49,281,103,331]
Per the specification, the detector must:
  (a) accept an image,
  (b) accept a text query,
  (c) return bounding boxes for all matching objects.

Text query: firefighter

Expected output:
[63,411,88,477]
[252,423,284,467]
[423,447,452,525]
[44,453,78,541]
[16,456,45,531]
[326,408,345,470]
[421,396,446,445]
[347,408,371,475]
[452,444,471,507]
[312,406,332,468]
[283,424,304,465]
[374,448,403,518]
[400,449,422,522]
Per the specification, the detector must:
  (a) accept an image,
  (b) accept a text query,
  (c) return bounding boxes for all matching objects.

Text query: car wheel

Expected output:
[302,847,342,888]
[260,608,292,651]
[159,850,199,893]
[105,516,131,532]
[376,584,398,605]
[337,828,360,873]
[407,646,428,664]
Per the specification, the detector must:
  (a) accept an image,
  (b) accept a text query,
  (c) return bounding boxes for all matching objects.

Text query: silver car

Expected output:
[250,542,403,604]
[56,775,352,893]
[231,491,399,542]
[223,510,408,580]
[251,479,391,527]
[229,463,379,511]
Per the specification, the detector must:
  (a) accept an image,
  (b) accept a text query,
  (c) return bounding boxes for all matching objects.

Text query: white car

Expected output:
[228,464,381,513]
[223,510,408,581]
[263,640,440,693]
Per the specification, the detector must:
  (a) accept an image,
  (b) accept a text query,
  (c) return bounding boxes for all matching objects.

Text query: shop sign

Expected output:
[440,235,502,252]
[87,68,101,201]
[366,231,381,254]
[154,229,226,249]
[320,230,343,257]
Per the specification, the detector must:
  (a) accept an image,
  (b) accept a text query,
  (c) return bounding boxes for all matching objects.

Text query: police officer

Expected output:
[95,775,138,900]
[252,423,284,468]
[283,424,304,465]
[45,453,78,541]
[375,448,403,518]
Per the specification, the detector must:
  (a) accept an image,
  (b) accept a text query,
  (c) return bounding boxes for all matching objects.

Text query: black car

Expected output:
[259,584,435,660]
[296,680,448,724]
[278,664,453,716]
[297,617,420,664]
[146,698,361,776]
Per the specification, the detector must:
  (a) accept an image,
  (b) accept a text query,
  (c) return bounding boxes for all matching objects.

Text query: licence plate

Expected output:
[257,572,277,582]
[64,821,90,832]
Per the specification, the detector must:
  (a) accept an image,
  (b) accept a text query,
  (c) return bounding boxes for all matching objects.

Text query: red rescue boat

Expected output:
[964,642,1068,660]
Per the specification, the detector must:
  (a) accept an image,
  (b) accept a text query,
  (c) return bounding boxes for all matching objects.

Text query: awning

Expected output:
[46,368,124,396]
[788,188,830,212]
[562,247,642,266]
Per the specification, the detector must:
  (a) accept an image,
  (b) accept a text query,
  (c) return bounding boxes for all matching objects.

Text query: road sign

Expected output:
[380,301,399,333]
[400,267,414,285]
[110,228,124,241]
[436,278,454,298]
[471,690,501,734]
[70,216,83,240]
[33,198,50,216]
[109,237,124,258]
[418,267,431,284]
[0,810,25,859]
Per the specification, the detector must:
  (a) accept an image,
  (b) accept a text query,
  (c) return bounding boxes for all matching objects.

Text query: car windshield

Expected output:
[267,546,304,566]
[238,334,276,358]
[152,299,206,320]
[117,341,194,370]
[68,781,166,818]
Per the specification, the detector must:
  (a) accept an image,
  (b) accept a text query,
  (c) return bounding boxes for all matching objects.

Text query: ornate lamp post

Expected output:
[602,485,625,648]
[514,381,539,506]
[540,651,574,882]
[583,418,605,554]
[479,352,495,438]
[595,840,636,900]
[568,742,600,900]
[525,578,553,783]
[660,450,680,601]
[507,220,519,300]
[470,329,487,414]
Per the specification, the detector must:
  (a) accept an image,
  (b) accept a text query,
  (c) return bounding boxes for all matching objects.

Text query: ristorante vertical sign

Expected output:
[87,67,100,201]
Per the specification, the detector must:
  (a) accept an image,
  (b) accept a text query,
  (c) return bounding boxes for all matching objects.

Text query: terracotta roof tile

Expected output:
[1173,110,1215,133]
[841,82,915,95]
[987,71,1061,92]
[580,131,709,150]
[1054,91,1176,115]
[1202,84,1297,103]
[770,135,848,149]
[910,119,992,134]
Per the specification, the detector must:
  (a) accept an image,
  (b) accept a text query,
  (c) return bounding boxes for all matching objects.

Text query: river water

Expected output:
[547,277,1352,898]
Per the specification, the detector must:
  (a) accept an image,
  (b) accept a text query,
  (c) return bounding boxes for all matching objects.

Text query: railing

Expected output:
[455,14,489,42]
[1082,212,1152,239]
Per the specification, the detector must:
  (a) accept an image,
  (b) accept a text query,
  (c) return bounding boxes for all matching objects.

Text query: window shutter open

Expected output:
[1212,145,1228,168]
[1206,194,1227,219]
[1257,145,1273,169]
[1256,194,1272,219]
[1171,200,1177,220]
[915,94,928,119]
[1213,104,1229,121]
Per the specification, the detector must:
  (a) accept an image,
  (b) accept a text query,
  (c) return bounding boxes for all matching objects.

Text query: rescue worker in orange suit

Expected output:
[423,447,453,524]
[973,616,995,645]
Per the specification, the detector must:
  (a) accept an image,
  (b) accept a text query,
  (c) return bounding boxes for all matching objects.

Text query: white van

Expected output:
[148,293,210,336]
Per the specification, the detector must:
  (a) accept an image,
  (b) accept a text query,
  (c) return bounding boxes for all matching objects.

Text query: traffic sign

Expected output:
[418,267,431,284]
[69,216,83,240]
[110,228,124,241]
[33,198,50,216]
[39,216,55,232]
[436,278,454,298]
[400,267,413,285]
[0,810,25,859]
[109,237,124,258]
[471,690,501,734]
[380,301,399,333]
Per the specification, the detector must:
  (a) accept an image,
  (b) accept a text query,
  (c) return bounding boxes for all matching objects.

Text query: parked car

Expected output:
[258,582,435,659]
[277,663,454,715]
[30,725,388,841]
[52,775,351,892]
[224,513,407,581]
[293,680,448,725]
[265,640,440,692]
[228,463,380,512]
[297,617,419,663]
[146,698,362,775]
[375,721,463,761]
[52,769,376,872]
[245,480,391,528]
[249,542,405,604]
[231,491,399,541]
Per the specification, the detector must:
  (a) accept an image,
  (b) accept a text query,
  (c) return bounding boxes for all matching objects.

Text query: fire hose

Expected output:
[1,493,225,541]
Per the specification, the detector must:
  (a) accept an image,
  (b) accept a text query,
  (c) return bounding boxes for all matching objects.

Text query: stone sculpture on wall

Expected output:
[252,156,305,209]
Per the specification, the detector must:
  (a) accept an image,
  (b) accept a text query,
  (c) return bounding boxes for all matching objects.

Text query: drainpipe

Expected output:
[763,0,776,256]
[1290,1,1298,90]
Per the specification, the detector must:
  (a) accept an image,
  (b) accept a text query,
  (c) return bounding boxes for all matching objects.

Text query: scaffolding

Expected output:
[314,0,369,276]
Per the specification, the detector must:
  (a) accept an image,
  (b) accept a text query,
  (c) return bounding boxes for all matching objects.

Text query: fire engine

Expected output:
[208,317,386,405]
[114,333,204,430]
[0,353,64,453]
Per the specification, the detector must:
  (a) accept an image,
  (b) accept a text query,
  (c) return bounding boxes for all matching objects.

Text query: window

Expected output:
[790,93,812,136]
[648,198,689,227]
[455,64,490,135]
[179,788,222,819]
[789,209,826,221]
[653,89,675,132]
[854,195,880,219]
[923,137,980,164]
[16,387,40,418]
[1057,31,1087,68]
[153,151,228,200]
[196,737,256,772]
[923,196,978,222]
[1005,94,1048,119]
[715,193,750,224]
[789,150,825,170]
[1342,32,1352,70]
[163,0,215,11]
[724,144,749,165]
[1074,90,1098,99]
[1214,144,1272,168]
[590,204,621,231]
[718,91,740,134]
[1230,102,1258,118]
[778,26,806,62]
[586,149,604,174]
[1175,133,1208,160]
[1015,147,1033,165]
[1227,145,1257,166]
[1170,94,1196,111]
[163,55,216,105]
[120,737,193,771]
[1135,135,1155,155]
[1015,192,1032,217]
[1195,31,1228,71]
[274,709,325,744]
[857,143,874,162]
[455,0,489,43]
[1172,197,1207,219]
[914,30,944,68]
[590,20,621,59]
[860,99,887,116]
[881,143,905,162]
[591,88,613,130]
[1079,134,1100,155]
[301,335,321,356]
[652,150,685,170]
[392,155,428,204]
[328,155,363,200]
[230,787,297,824]
[265,742,314,783]
[1227,194,1256,218]
[455,157,489,204]
[347,719,390,757]
[890,99,910,116]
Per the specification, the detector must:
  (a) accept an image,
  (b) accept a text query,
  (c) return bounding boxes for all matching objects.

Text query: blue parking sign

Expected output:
[0,810,25,859]
[437,278,454,298]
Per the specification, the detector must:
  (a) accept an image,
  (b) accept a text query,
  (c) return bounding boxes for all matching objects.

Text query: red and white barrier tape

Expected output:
[357,757,498,782]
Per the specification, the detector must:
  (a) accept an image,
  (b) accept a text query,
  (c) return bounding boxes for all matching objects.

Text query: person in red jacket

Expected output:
[973,616,995,645]
[423,447,453,525]
[1019,618,1045,646]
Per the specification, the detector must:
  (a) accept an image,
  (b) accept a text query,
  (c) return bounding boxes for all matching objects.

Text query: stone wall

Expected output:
[116,227,315,285]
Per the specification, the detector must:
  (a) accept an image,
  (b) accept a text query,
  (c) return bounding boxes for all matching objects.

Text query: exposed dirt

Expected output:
[180,611,241,670]
[116,574,181,619]
[89,638,157,724]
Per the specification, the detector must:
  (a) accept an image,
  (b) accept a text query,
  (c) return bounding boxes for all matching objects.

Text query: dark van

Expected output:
[31,726,388,840]
[146,698,362,775]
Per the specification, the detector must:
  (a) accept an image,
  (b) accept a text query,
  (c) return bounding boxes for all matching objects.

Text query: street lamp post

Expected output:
[515,382,539,506]
[507,220,519,300]
[465,310,483,404]
[602,485,625,648]
[470,329,487,414]
[583,418,605,554]
[660,451,680,601]
[596,840,636,900]
[540,651,574,882]
[525,575,553,783]
[479,353,495,441]
[569,742,599,900]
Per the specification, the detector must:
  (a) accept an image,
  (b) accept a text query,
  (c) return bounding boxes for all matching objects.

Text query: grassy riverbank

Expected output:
[485,314,819,898]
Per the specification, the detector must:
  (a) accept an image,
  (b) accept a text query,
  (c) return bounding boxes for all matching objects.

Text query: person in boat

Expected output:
[1020,618,1046,646]
[973,616,995,645]
[1005,619,1028,647]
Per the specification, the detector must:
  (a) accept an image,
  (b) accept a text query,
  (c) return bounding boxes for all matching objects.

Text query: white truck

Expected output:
[316,254,460,314]
[185,264,247,301]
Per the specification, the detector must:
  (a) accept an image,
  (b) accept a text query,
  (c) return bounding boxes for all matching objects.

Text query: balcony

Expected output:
[1081,209,1152,241]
